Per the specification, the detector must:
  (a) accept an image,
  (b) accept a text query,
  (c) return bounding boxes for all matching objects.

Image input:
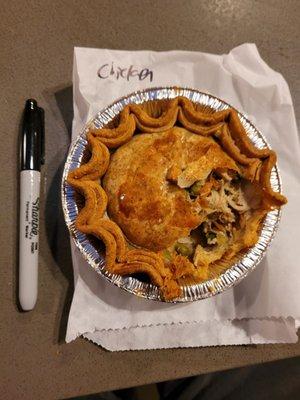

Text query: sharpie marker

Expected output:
[19,99,44,311]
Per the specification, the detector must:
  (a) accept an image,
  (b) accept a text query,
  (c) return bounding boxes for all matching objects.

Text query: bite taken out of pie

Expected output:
[67,96,287,300]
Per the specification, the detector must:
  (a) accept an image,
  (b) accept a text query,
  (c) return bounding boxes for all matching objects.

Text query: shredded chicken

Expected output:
[169,170,256,270]
[177,159,212,188]
[223,181,250,212]
[193,232,228,267]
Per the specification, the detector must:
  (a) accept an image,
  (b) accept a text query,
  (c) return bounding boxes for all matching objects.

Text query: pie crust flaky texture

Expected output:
[67,97,287,300]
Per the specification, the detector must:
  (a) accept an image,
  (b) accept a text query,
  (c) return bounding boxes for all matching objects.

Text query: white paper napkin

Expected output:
[66,44,300,349]
[84,318,297,351]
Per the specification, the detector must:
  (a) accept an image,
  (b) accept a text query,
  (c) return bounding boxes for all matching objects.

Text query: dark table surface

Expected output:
[1,1,299,399]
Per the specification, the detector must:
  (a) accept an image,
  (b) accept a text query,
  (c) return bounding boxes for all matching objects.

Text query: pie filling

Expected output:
[164,170,255,268]
[103,127,262,276]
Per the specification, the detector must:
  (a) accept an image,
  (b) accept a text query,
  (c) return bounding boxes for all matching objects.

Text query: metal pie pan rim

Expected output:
[61,86,282,303]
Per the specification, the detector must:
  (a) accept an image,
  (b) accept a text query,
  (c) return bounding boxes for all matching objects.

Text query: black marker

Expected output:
[19,99,44,310]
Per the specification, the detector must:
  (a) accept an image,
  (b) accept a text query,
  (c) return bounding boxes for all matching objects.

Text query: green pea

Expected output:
[163,250,172,262]
[175,243,193,257]
[207,232,217,241]
[190,181,203,196]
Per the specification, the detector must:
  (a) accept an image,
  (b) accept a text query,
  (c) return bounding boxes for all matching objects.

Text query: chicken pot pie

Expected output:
[67,97,287,300]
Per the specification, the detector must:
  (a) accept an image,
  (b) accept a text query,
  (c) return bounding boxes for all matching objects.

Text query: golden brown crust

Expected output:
[67,96,287,300]
[103,128,217,251]
[80,224,117,269]
[111,262,164,287]
[178,107,224,135]
[99,220,127,262]
[131,99,179,132]
[178,96,230,125]
[68,133,110,181]
[89,107,136,148]
[161,277,182,300]
[215,125,256,166]
[67,179,108,225]
[123,249,170,278]
[227,110,271,158]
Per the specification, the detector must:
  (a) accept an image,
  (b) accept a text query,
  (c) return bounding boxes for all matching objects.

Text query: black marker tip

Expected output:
[25,99,38,111]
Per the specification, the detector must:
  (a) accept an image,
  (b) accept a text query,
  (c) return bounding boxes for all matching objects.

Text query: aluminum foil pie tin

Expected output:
[61,87,282,302]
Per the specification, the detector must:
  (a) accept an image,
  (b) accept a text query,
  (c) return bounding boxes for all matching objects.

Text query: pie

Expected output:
[67,96,287,300]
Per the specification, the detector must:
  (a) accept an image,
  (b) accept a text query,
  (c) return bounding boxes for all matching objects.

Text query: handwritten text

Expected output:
[97,62,153,82]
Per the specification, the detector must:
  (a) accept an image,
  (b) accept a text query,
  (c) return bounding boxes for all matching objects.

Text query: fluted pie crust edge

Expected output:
[67,96,287,300]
